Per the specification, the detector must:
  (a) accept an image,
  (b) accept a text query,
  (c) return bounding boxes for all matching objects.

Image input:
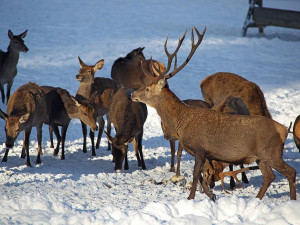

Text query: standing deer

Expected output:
[200,72,272,118]
[131,26,296,201]
[41,86,98,160]
[105,88,148,171]
[293,115,300,152]
[75,57,118,156]
[111,47,166,90]
[0,82,46,167]
[0,30,29,104]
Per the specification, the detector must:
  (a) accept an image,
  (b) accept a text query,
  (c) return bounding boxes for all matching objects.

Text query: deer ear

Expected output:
[138,47,145,53]
[20,30,28,39]
[0,109,8,120]
[157,78,166,89]
[93,59,104,72]
[8,30,13,39]
[19,113,30,124]
[104,130,113,144]
[71,96,81,107]
[78,56,87,68]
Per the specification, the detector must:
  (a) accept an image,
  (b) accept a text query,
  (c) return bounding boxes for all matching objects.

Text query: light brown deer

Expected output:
[131,26,296,201]
[75,57,118,156]
[0,82,46,166]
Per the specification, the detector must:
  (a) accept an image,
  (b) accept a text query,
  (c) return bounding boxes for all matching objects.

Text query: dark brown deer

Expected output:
[200,72,272,118]
[0,82,46,166]
[105,87,148,171]
[131,26,296,201]
[0,30,29,104]
[111,47,166,90]
[293,115,300,152]
[41,86,98,160]
[75,57,118,156]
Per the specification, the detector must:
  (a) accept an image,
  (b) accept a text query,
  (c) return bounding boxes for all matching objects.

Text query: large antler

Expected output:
[143,26,206,82]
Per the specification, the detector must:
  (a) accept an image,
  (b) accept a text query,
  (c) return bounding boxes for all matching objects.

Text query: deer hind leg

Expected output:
[132,137,141,167]
[104,115,112,151]
[24,128,32,167]
[49,126,54,148]
[21,132,26,158]
[60,124,69,160]
[240,164,249,184]
[271,160,296,200]
[137,132,146,170]
[229,164,236,190]
[170,139,175,172]
[51,125,61,156]
[2,148,10,162]
[256,161,275,200]
[176,142,183,177]
[96,117,105,150]
[6,80,13,104]
[89,129,95,156]
[0,84,5,104]
[36,123,43,164]
[81,121,87,153]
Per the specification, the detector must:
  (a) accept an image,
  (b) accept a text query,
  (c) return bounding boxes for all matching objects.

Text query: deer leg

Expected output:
[1,148,10,162]
[95,117,104,150]
[81,121,87,153]
[60,124,69,160]
[20,132,26,158]
[240,164,249,184]
[124,151,129,170]
[24,128,32,167]
[0,84,5,104]
[176,142,183,177]
[132,137,141,167]
[52,125,61,156]
[256,161,275,200]
[229,164,236,190]
[169,139,175,172]
[106,114,112,151]
[137,132,146,170]
[36,123,43,165]
[271,160,296,200]
[89,129,96,156]
[6,81,13,105]
[49,125,54,148]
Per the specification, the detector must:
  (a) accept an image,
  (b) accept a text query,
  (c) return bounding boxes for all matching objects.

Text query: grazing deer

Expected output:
[131,26,296,201]
[75,57,118,156]
[105,88,148,171]
[293,115,300,152]
[0,30,29,104]
[200,72,272,118]
[111,47,166,90]
[0,82,46,166]
[41,86,98,160]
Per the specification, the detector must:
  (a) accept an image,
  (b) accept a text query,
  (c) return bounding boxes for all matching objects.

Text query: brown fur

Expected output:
[0,82,46,166]
[75,57,118,156]
[132,78,296,201]
[293,115,300,152]
[200,72,272,118]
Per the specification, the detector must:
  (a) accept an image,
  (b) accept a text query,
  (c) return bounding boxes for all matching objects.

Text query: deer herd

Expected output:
[0,27,298,202]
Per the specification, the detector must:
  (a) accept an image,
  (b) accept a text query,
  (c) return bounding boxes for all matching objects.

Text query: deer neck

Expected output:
[76,82,93,101]
[4,45,20,68]
[59,93,79,119]
[154,88,186,138]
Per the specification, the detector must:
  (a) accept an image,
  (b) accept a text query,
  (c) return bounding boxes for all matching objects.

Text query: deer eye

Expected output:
[146,87,149,92]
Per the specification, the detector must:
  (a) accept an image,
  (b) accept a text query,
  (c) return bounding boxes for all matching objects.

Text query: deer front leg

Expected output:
[6,80,14,105]
[132,137,141,167]
[20,132,26,158]
[89,129,96,156]
[0,84,5,104]
[36,123,43,164]
[49,125,54,148]
[170,139,175,172]
[95,117,104,151]
[106,115,112,151]
[24,128,32,167]
[188,153,204,200]
[81,121,87,153]
[137,132,146,170]
[1,148,10,162]
[51,125,61,156]
[60,124,69,160]
[176,142,183,177]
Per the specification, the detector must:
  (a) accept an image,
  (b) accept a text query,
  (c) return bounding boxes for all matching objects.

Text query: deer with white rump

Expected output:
[131,26,296,201]
[0,30,28,104]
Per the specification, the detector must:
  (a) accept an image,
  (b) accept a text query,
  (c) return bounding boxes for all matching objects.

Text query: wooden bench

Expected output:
[243,0,300,36]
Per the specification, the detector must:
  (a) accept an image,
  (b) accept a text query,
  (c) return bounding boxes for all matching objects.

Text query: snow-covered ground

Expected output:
[0,0,300,224]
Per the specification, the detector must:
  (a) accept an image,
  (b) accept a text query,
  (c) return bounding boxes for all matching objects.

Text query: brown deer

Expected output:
[105,88,148,171]
[293,115,300,152]
[0,82,46,167]
[200,72,272,118]
[0,30,29,104]
[131,26,296,201]
[75,57,118,156]
[111,47,166,90]
[41,86,98,160]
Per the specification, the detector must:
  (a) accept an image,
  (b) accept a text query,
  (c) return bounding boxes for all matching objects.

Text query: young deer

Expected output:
[131,26,296,201]
[41,86,98,160]
[0,82,46,167]
[75,57,118,156]
[0,30,29,104]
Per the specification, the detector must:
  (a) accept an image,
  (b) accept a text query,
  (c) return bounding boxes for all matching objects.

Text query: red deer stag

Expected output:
[41,86,98,160]
[0,82,46,166]
[105,88,148,171]
[293,115,300,152]
[131,26,296,201]
[111,47,166,90]
[75,57,118,156]
[0,30,29,104]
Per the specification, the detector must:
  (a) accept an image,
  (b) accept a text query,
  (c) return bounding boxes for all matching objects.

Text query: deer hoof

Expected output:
[60,155,65,160]
[210,193,216,202]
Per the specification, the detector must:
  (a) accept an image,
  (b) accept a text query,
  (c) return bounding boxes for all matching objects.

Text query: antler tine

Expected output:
[165,26,207,79]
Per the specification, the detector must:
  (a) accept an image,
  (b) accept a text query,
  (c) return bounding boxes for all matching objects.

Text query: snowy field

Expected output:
[0,0,300,224]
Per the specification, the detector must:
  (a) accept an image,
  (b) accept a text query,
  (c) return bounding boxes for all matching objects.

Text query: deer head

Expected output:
[76,56,104,84]
[132,26,206,104]
[8,29,29,53]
